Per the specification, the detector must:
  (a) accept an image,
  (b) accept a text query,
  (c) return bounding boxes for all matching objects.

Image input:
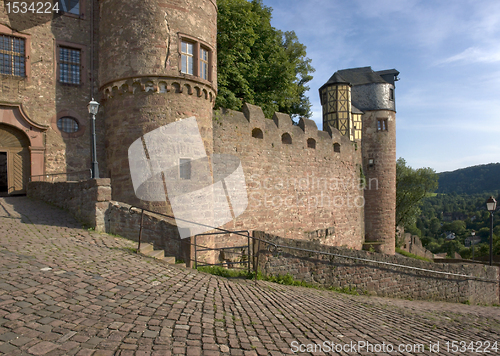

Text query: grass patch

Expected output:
[197,266,359,295]
[396,248,433,262]
[197,265,254,279]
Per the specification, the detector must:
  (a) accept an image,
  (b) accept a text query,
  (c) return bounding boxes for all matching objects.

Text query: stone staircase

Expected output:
[139,243,176,264]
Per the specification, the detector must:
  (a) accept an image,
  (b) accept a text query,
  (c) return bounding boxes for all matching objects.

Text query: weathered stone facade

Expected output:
[214,104,364,248]
[2,1,398,254]
[0,0,101,186]
[254,231,499,305]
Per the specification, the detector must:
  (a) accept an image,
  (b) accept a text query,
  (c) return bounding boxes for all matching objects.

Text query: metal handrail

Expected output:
[128,205,500,284]
[29,169,92,182]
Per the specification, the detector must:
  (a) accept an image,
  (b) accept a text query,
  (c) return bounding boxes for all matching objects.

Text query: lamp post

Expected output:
[88,99,100,179]
[486,196,497,266]
[471,230,475,260]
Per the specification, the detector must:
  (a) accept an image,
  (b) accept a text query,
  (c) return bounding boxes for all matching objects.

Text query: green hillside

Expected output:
[437,163,500,195]
[411,163,500,259]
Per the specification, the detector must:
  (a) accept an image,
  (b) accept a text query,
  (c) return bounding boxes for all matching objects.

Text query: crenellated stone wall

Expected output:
[213,104,365,249]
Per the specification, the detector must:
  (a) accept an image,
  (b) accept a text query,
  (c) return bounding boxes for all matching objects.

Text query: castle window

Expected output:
[179,35,212,82]
[57,117,79,133]
[200,47,209,80]
[0,34,25,77]
[179,158,191,180]
[58,46,81,84]
[59,0,80,16]
[333,143,340,153]
[377,119,388,132]
[307,138,316,149]
[281,133,292,145]
[252,128,263,139]
[181,41,194,75]
[389,88,394,101]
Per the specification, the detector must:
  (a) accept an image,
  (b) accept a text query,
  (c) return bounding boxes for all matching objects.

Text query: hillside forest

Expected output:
[404,163,500,260]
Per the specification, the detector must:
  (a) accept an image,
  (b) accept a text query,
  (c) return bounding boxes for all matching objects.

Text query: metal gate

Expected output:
[193,231,251,272]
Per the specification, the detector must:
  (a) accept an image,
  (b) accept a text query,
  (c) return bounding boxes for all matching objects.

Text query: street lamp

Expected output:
[486,196,497,266]
[88,98,100,179]
[471,230,476,260]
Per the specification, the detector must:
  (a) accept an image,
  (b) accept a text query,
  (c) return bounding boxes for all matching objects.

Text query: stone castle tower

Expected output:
[320,67,399,254]
[0,1,398,255]
[99,0,217,211]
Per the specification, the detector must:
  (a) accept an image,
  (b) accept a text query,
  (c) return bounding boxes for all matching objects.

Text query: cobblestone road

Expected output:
[1,197,499,356]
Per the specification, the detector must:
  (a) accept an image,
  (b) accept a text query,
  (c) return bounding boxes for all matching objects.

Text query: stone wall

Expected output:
[213,104,365,249]
[254,231,499,304]
[27,181,190,261]
[27,179,111,232]
[400,233,434,260]
[107,201,188,262]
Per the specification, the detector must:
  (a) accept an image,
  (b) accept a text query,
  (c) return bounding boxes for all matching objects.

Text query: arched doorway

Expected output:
[0,124,31,195]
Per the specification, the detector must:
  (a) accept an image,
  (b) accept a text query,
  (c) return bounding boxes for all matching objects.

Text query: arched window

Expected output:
[57,117,79,133]
[252,128,263,139]
[333,143,340,153]
[307,138,316,149]
[281,133,292,145]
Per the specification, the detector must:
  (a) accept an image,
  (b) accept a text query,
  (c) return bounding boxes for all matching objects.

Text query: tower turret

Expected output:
[332,67,399,255]
[99,0,217,211]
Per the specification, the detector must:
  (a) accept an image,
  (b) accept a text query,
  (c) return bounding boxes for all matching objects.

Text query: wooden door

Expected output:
[0,124,31,195]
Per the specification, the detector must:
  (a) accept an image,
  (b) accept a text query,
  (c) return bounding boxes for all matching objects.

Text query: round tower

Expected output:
[98,0,217,211]
[335,67,399,255]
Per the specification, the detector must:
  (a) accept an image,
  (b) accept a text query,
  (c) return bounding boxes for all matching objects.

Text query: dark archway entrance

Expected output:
[0,124,31,195]
[0,152,7,194]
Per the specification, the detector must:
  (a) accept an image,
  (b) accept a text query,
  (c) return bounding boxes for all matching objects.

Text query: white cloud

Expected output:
[438,45,500,65]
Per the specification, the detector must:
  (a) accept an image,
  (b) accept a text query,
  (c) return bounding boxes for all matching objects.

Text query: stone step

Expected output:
[138,243,176,264]
[139,243,154,255]
[163,256,176,264]
[147,249,165,260]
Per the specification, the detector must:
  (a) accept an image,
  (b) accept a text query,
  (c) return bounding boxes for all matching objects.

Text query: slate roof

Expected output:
[321,67,400,87]
[337,67,388,85]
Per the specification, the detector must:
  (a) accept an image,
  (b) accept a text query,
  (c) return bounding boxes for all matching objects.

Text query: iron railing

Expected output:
[194,231,251,271]
[127,205,499,284]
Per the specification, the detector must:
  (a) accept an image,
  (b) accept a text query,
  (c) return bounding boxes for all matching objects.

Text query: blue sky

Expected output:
[264,0,500,173]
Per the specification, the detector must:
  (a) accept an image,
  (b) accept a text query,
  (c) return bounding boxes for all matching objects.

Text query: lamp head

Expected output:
[486,196,497,212]
[88,98,100,115]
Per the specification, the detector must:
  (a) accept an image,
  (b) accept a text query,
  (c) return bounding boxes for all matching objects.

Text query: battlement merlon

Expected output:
[214,103,354,153]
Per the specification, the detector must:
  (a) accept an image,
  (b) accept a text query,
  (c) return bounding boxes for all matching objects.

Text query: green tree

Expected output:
[216,0,314,118]
[396,158,439,229]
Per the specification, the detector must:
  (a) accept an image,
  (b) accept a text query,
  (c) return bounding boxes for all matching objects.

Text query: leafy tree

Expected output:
[396,158,439,229]
[216,0,314,118]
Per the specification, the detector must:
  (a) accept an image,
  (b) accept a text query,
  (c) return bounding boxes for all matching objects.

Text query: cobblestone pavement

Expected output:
[1,197,499,356]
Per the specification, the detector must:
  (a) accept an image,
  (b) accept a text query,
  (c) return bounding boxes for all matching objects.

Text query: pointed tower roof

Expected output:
[319,72,350,92]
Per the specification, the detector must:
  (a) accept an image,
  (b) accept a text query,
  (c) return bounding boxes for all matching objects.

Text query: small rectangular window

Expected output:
[200,47,208,80]
[0,35,25,77]
[377,119,388,132]
[179,158,191,180]
[60,0,80,15]
[59,46,81,84]
[181,41,194,75]
[389,88,394,101]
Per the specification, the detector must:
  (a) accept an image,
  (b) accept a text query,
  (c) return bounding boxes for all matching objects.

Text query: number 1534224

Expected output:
[6,2,60,14]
